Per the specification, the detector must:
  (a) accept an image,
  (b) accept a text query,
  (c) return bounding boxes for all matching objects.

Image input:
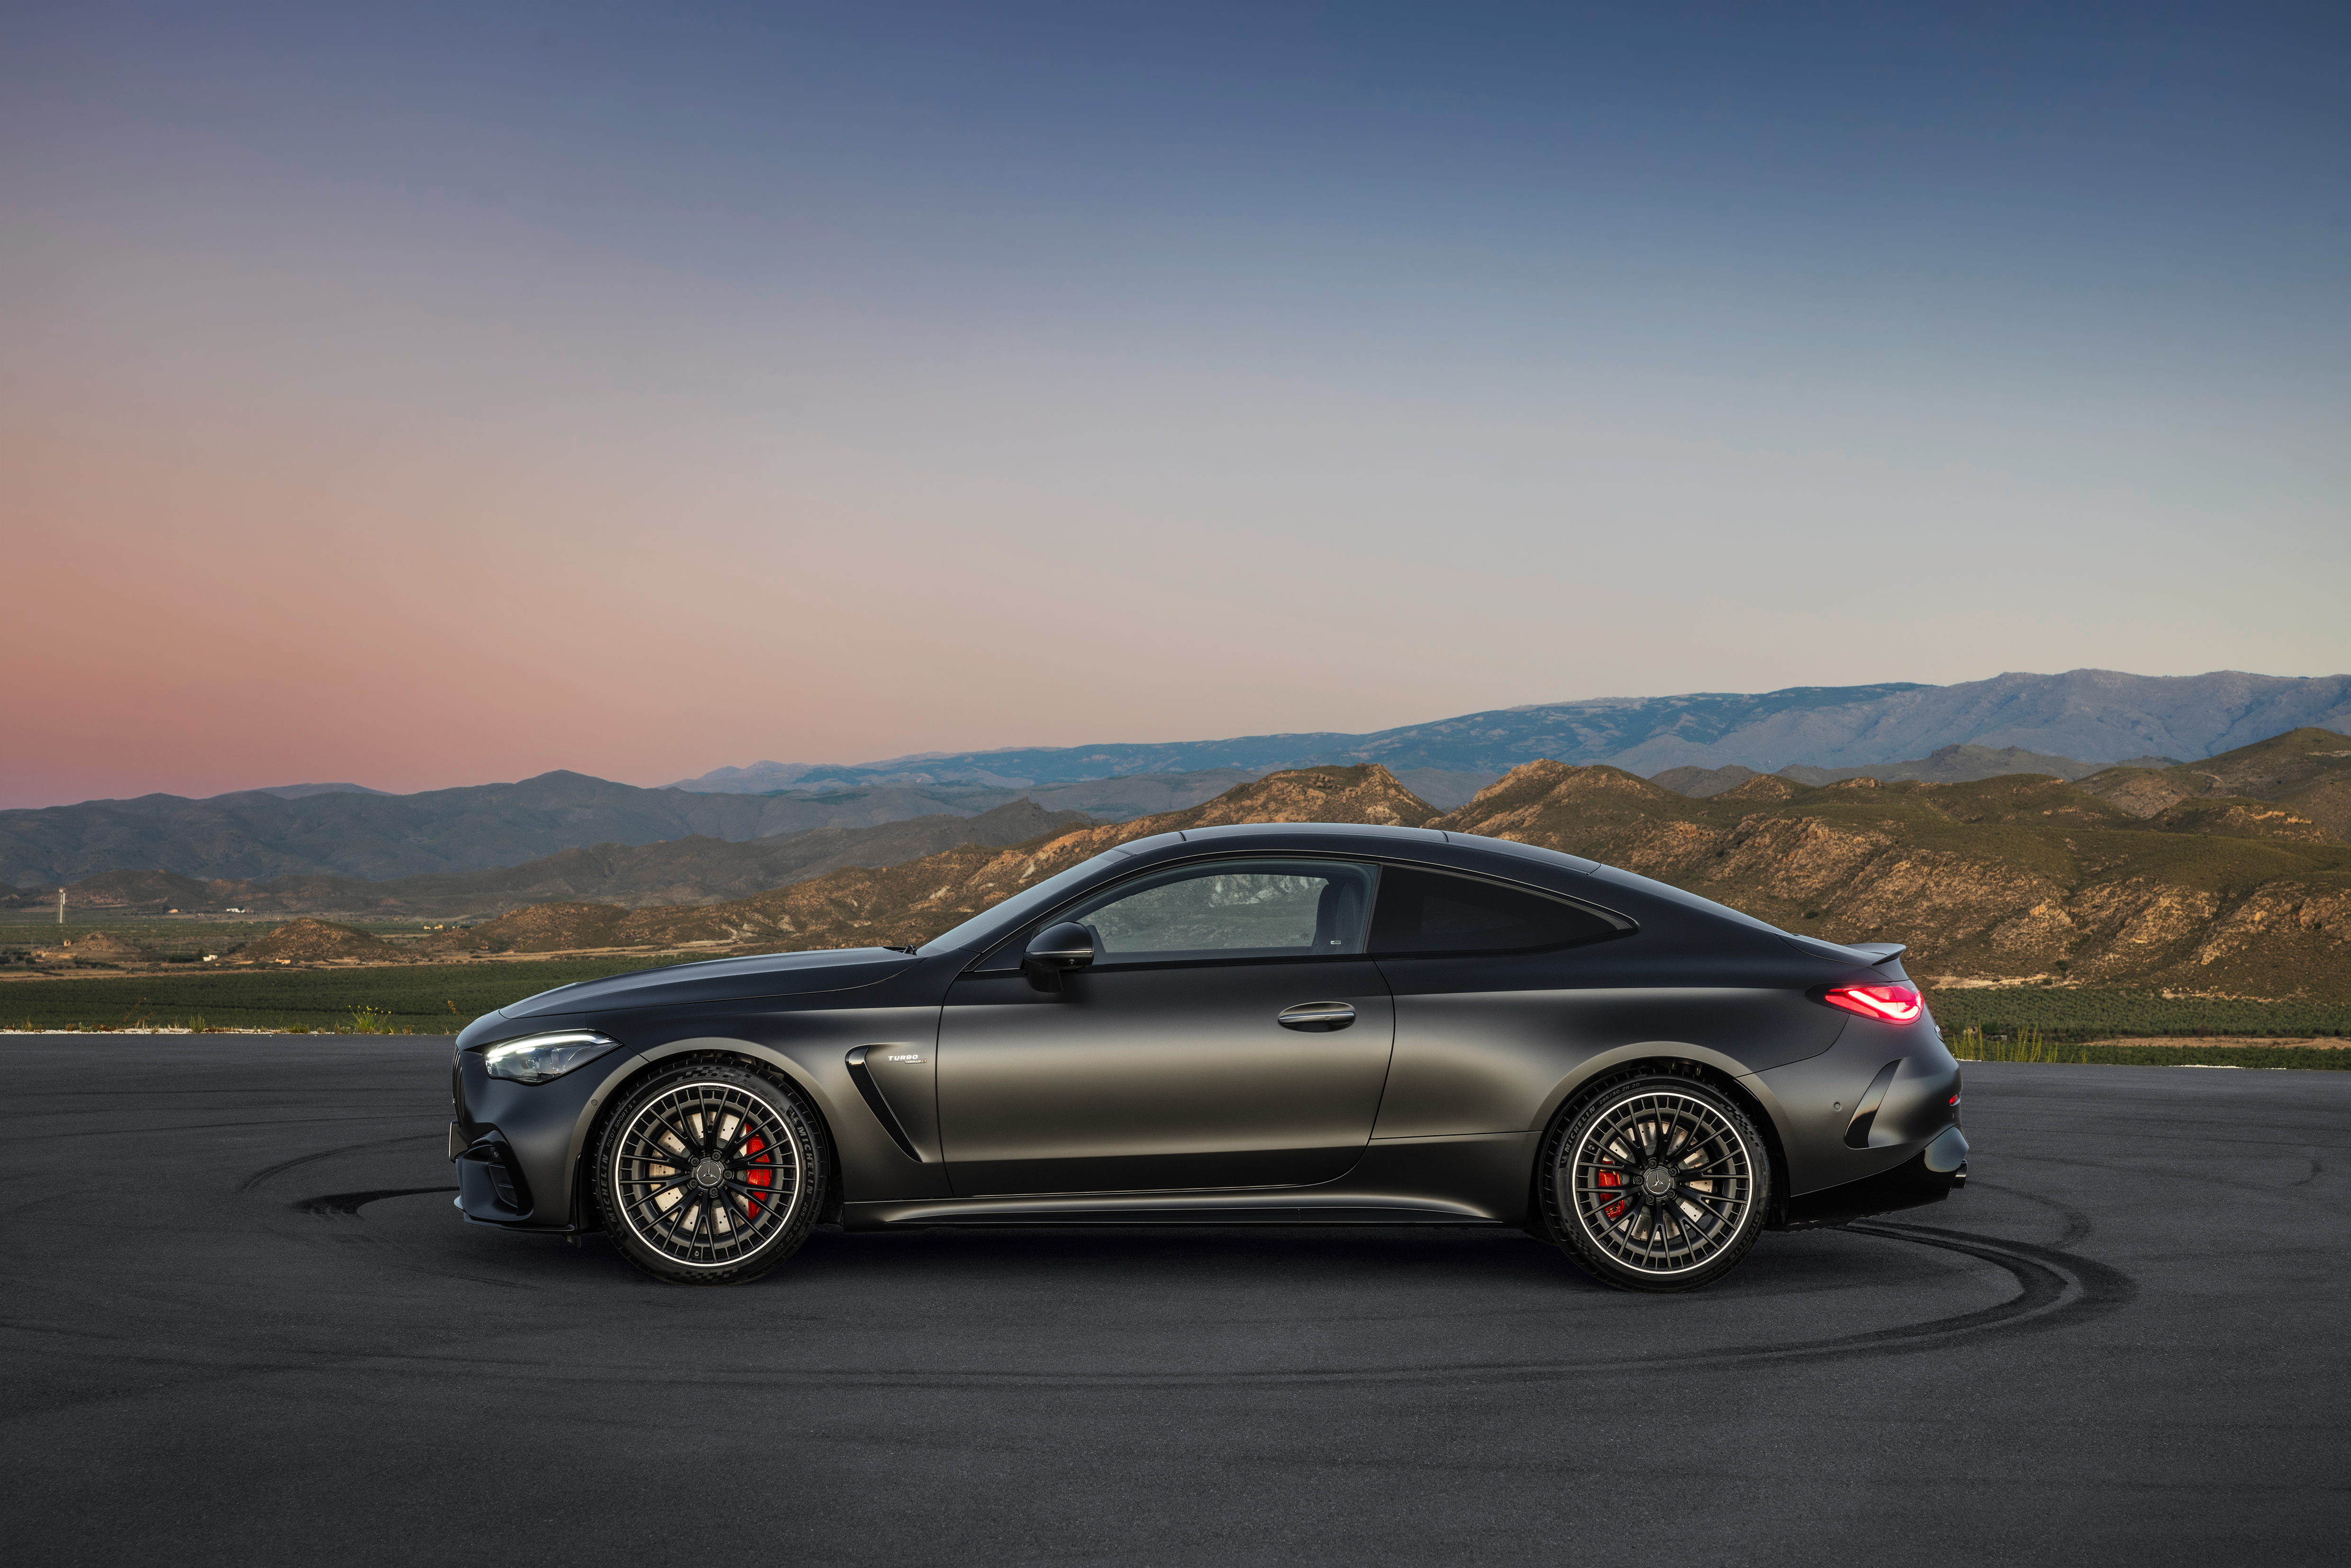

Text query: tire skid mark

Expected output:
[63,1224,2134,1394]
[236,1133,442,1192]
[290,1187,458,1217]
[1965,1178,2097,1246]
[275,1187,540,1292]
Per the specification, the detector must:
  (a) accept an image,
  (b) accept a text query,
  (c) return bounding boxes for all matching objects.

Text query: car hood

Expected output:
[499,946,919,1020]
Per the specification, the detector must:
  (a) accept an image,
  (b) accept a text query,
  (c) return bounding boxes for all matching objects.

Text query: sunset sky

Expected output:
[3,3,2345,808]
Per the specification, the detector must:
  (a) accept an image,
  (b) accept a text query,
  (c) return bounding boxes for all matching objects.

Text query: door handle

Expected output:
[1277,1001,1356,1031]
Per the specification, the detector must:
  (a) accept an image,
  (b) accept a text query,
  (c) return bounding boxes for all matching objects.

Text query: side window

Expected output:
[1056,859,1377,964]
[1369,867,1617,956]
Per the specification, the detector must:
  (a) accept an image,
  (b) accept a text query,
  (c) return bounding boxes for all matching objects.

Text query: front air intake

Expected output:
[457,1134,532,1213]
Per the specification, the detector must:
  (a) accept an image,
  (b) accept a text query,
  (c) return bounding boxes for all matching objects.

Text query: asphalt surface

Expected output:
[2,1036,2346,1566]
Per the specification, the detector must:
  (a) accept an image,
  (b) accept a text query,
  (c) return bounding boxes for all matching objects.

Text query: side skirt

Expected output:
[843,1193,1511,1229]
[840,1131,1541,1231]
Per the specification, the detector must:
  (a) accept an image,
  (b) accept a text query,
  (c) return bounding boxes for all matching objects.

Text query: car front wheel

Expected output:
[1542,1073,1768,1292]
[594,1060,828,1286]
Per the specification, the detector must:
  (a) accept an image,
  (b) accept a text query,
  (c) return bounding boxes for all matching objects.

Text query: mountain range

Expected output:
[0,771,1233,889]
[668,669,2351,790]
[8,799,1092,917]
[4,669,2343,893]
[0,748,2164,917]
[24,730,2351,997]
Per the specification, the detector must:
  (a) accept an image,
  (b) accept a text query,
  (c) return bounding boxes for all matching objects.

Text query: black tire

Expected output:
[594,1060,829,1287]
[1540,1072,1769,1293]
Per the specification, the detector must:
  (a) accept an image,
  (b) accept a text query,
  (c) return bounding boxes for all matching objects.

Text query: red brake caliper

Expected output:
[1595,1165,1627,1221]
[742,1133,771,1218]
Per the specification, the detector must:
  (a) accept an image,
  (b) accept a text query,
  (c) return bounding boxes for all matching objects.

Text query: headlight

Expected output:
[481,1030,621,1084]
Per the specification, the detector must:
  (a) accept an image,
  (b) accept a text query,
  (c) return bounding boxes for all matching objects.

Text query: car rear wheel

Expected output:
[594,1061,828,1287]
[1542,1074,1768,1293]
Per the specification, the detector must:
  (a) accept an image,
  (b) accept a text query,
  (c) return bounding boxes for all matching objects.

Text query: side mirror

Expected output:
[1022,922,1096,994]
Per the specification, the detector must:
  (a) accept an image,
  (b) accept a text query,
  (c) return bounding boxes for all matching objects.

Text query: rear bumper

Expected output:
[1774,1129,1968,1231]
[1749,1009,1965,1198]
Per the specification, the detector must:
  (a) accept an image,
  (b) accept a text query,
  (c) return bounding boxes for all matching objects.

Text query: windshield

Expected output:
[916,849,1134,956]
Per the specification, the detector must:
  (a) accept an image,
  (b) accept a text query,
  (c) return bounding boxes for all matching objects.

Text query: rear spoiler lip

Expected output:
[1781,934,1909,967]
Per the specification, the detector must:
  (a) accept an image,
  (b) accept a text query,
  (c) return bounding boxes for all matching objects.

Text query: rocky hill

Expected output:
[2077,729,2351,842]
[1648,743,2168,798]
[1436,753,2351,995]
[238,919,393,964]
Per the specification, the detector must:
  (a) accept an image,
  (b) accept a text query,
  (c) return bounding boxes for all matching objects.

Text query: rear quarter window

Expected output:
[1368,866,1621,956]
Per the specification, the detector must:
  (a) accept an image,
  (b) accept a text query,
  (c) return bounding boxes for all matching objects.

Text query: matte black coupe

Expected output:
[449,823,1968,1291]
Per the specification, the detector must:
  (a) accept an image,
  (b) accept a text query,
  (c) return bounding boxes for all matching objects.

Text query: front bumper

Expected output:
[451,1029,639,1233]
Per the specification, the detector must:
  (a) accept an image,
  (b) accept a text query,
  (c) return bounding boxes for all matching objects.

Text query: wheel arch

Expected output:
[1525,1046,1791,1233]
[572,1037,847,1232]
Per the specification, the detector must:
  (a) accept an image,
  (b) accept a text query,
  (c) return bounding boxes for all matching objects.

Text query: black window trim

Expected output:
[963,849,1634,975]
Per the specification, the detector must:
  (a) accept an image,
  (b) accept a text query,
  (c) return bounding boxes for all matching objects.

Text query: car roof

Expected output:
[1174,822,1446,844]
[1125,821,1601,877]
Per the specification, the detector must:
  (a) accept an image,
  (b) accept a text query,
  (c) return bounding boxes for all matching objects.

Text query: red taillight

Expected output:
[1822,983,1924,1024]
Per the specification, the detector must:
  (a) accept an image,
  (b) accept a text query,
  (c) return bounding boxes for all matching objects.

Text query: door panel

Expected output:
[938,961,1395,1196]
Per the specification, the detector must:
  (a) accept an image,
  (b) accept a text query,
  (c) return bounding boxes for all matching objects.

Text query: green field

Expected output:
[0,916,448,941]
[0,956,679,1033]
[1951,1028,2351,1070]
[1923,986,2351,1042]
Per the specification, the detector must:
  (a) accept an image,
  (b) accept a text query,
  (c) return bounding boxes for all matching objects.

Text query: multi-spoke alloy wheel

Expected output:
[1542,1074,1769,1293]
[594,1062,827,1286]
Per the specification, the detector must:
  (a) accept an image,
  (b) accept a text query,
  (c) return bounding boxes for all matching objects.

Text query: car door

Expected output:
[936,856,1395,1196]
